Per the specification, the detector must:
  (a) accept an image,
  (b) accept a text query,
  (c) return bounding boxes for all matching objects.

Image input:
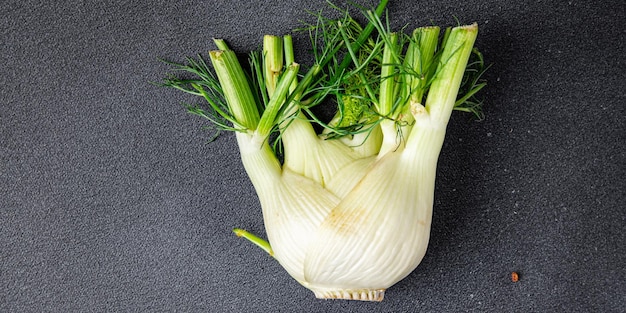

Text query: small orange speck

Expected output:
[511,272,519,282]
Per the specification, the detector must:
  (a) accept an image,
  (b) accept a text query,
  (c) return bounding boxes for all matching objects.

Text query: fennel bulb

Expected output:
[160,0,486,301]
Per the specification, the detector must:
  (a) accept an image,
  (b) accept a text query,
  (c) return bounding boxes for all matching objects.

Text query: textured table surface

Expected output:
[1,0,624,312]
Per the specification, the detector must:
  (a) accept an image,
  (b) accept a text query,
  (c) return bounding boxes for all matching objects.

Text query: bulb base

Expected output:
[312,288,385,302]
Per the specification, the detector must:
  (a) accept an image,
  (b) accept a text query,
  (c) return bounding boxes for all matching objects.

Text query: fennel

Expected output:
[159,0,486,301]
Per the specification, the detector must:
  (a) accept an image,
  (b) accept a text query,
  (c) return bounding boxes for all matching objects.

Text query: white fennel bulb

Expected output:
[160,0,486,301]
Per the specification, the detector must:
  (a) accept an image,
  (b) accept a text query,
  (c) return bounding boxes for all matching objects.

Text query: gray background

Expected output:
[1,0,624,312]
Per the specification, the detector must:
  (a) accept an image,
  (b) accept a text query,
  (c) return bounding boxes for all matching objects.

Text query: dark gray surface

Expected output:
[1,0,624,312]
